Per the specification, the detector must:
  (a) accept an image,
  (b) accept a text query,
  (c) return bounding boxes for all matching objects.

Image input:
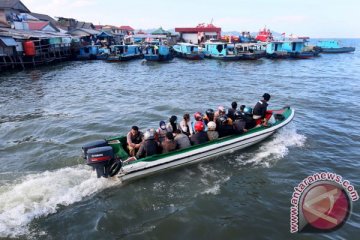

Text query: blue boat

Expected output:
[76,45,110,60]
[143,42,174,62]
[317,40,355,53]
[173,43,204,60]
[235,43,266,60]
[265,41,291,59]
[107,45,143,62]
[202,42,239,60]
[266,39,320,59]
[282,39,320,59]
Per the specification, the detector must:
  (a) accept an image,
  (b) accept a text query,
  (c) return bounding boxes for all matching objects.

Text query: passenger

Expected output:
[207,121,219,141]
[192,112,207,132]
[156,120,168,142]
[193,112,203,121]
[253,93,271,126]
[227,101,238,121]
[161,132,177,154]
[136,129,158,159]
[233,111,248,134]
[174,129,191,149]
[166,115,180,133]
[239,104,246,113]
[180,113,193,136]
[203,108,215,125]
[217,116,234,138]
[243,107,257,129]
[126,126,143,157]
[214,106,226,122]
[190,121,209,145]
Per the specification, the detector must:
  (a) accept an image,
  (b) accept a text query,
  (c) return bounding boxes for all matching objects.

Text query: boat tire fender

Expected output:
[109,159,122,177]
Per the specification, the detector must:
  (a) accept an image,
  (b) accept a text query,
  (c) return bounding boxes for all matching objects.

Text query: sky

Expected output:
[22,0,360,38]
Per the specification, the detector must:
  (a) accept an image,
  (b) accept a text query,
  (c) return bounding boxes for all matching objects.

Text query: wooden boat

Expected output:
[235,43,265,60]
[143,43,174,62]
[75,45,110,60]
[203,42,239,60]
[266,41,291,59]
[82,107,295,183]
[107,45,143,62]
[317,40,355,53]
[266,39,320,59]
[173,43,204,60]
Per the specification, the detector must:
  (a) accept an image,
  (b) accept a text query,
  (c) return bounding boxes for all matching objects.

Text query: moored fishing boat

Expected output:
[235,43,266,60]
[266,41,290,59]
[76,45,109,60]
[82,106,295,183]
[173,43,204,60]
[143,41,174,62]
[317,40,355,53]
[202,41,239,60]
[107,44,143,62]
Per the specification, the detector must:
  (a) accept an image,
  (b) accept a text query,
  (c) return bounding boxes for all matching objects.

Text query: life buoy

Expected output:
[108,159,122,177]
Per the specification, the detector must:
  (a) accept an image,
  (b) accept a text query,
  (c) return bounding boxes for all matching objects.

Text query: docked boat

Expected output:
[317,40,355,53]
[82,106,295,183]
[255,27,274,42]
[266,39,320,59]
[173,43,204,60]
[143,42,174,62]
[107,45,143,62]
[284,38,320,59]
[266,41,291,59]
[202,42,239,60]
[235,43,266,60]
[75,45,109,60]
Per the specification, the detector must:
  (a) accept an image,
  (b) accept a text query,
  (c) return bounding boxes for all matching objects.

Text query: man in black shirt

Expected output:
[253,93,271,126]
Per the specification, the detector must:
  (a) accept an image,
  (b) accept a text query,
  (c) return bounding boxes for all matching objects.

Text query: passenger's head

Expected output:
[218,106,225,114]
[231,101,238,109]
[263,93,271,101]
[206,109,214,119]
[131,126,139,135]
[240,105,246,112]
[169,115,177,124]
[144,129,155,140]
[194,121,205,132]
[166,132,174,140]
[174,129,182,135]
[207,121,216,131]
[194,112,203,121]
[159,120,166,130]
[183,113,190,121]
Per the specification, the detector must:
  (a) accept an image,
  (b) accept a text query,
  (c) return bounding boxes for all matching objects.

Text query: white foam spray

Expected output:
[0,165,121,238]
[236,123,306,167]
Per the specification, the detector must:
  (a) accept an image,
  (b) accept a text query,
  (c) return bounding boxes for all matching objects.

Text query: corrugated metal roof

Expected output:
[0,36,17,46]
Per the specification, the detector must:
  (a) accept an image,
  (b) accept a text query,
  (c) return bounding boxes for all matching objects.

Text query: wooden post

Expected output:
[18,56,25,70]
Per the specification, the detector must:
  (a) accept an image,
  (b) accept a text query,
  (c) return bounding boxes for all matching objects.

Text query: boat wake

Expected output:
[235,123,306,167]
[197,164,231,196]
[0,165,121,238]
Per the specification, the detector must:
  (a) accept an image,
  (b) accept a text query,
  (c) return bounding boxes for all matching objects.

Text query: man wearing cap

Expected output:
[253,93,271,126]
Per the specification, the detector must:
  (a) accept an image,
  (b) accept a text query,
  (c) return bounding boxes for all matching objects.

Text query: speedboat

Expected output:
[82,106,295,183]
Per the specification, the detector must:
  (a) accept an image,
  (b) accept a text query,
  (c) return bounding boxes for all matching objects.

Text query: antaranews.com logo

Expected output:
[290,172,359,233]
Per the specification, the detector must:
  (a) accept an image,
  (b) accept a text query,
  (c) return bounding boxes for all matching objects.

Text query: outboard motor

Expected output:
[82,139,108,159]
[82,140,122,178]
[86,146,114,178]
